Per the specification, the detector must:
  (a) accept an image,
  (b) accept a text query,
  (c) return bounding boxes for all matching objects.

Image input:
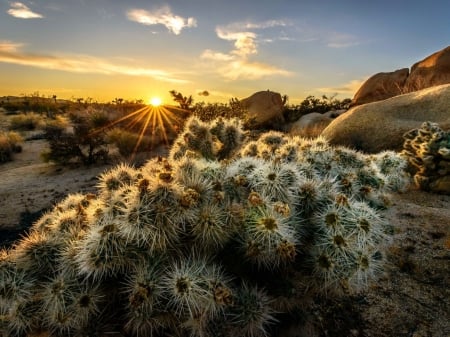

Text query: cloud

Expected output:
[0,40,23,52]
[326,32,360,48]
[220,60,292,81]
[127,5,197,35]
[0,41,188,83]
[201,22,293,80]
[225,19,290,31]
[201,50,234,62]
[197,90,209,96]
[317,78,366,96]
[216,28,257,57]
[7,2,43,19]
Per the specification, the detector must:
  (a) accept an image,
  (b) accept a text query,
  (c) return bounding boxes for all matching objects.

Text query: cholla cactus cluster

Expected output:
[403,121,450,193]
[1,116,410,337]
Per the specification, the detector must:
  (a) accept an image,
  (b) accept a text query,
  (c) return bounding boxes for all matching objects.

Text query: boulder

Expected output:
[289,110,346,138]
[321,84,450,153]
[289,112,333,138]
[323,109,346,119]
[240,90,284,126]
[404,45,450,92]
[351,45,450,106]
[351,68,409,106]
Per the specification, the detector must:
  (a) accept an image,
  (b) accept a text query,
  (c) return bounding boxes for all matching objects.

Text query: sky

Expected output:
[0,0,449,105]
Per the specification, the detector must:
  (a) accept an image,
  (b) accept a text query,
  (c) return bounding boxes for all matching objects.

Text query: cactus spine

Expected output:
[1,115,411,336]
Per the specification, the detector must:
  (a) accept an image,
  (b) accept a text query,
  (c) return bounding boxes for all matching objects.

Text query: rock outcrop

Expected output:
[321,84,450,153]
[240,90,284,126]
[352,46,450,106]
[404,46,450,92]
[351,68,409,106]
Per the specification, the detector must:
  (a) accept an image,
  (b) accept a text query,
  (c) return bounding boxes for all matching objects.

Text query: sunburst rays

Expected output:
[90,103,189,159]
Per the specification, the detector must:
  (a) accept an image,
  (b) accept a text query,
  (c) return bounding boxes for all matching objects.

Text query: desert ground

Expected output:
[0,113,449,337]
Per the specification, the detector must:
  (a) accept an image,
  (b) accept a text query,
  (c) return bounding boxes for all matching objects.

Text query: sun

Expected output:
[149,97,162,107]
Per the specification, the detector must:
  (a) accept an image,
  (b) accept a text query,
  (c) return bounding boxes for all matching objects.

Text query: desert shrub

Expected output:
[284,95,351,123]
[8,112,45,131]
[192,99,247,123]
[41,109,110,165]
[106,128,153,157]
[0,131,23,163]
[0,115,412,336]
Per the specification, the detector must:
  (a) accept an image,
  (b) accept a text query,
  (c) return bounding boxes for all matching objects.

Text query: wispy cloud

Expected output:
[0,40,23,52]
[7,2,43,19]
[126,5,197,35]
[326,32,360,48]
[201,21,293,80]
[0,41,188,83]
[317,78,366,96]
[230,19,290,30]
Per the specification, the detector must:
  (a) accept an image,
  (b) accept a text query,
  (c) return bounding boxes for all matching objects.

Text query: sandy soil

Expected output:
[0,118,449,337]
[0,138,113,234]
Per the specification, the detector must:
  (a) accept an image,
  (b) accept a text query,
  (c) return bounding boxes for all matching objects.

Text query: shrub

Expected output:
[106,128,153,157]
[0,131,23,163]
[1,116,410,336]
[9,112,45,131]
[283,95,351,123]
[41,109,110,165]
[192,100,247,123]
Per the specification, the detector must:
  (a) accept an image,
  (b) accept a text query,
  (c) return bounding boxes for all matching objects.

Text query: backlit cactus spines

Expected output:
[162,257,233,325]
[4,298,40,337]
[169,115,217,161]
[188,201,236,252]
[2,116,412,336]
[210,117,244,160]
[370,150,410,192]
[170,115,244,162]
[37,272,103,335]
[241,201,298,269]
[248,161,301,203]
[123,258,166,336]
[402,121,450,193]
[12,230,63,280]
[97,163,139,200]
[75,214,133,280]
[229,283,277,337]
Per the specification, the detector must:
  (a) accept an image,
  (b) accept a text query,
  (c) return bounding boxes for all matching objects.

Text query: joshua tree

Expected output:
[169,90,194,110]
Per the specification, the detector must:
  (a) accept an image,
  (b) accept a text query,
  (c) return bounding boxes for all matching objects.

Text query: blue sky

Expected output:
[0,0,449,104]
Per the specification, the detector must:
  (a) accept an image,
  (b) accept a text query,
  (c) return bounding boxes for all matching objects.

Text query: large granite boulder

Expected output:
[351,68,409,106]
[404,45,450,92]
[289,112,332,138]
[321,84,450,153]
[289,110,345,138]
[351,45,450,106]
[240,90,284,126]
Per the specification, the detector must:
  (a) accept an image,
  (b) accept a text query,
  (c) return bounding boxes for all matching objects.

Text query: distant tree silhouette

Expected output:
[113,98,124,105]
[169,90,193,110]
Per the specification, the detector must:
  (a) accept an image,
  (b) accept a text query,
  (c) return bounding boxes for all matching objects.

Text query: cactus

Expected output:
[402,121,450,193]
[1,116,411,336]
